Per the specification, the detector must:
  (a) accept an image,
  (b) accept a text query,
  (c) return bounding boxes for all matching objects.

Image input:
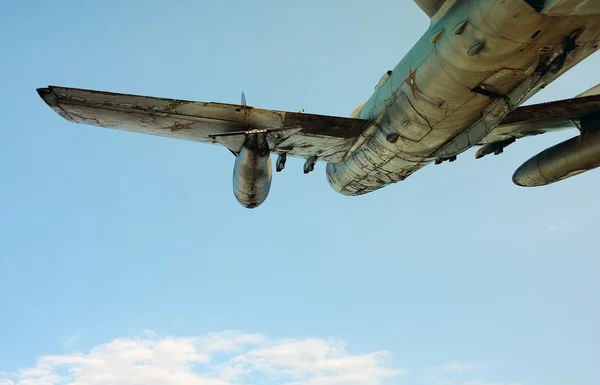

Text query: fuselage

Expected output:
[326,0,600,196]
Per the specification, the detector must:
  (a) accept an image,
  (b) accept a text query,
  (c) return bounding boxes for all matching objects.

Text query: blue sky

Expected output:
[0,1,599,384]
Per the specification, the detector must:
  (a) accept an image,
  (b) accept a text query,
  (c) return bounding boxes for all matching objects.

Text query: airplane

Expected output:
[37,0,600,208]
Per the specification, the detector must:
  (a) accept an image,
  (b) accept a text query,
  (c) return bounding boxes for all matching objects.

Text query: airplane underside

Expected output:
[37,0,600,208]
[326,0,600,196]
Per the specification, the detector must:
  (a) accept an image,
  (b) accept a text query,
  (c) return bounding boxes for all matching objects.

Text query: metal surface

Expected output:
[413,0,447,18]
[276,153,287,172]
[37,0,600,208]
[36,86,368,164]
[232,133,272,209]
[477,93,600,145]
[543,0,600,16]
[501,94,600,126]
[326,0,600,196]
[513,130,600,186]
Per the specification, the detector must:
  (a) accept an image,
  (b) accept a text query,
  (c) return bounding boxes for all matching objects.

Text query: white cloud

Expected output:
[1,331,403,385]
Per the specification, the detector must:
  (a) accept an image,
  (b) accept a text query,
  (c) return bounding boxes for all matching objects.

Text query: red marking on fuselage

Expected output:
[405,66,422,98]
[162,121,196,131]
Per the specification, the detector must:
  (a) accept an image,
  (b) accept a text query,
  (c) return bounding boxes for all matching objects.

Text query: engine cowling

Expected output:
[232,134,272,208]
[512,130,600,187]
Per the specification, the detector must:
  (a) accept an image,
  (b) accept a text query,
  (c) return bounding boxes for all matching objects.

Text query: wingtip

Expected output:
[36,86,51,98]
[35,85,77,123]
[36,86,57,107]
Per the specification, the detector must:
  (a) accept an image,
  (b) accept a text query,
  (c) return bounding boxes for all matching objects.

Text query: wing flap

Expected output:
[37,86,369,163]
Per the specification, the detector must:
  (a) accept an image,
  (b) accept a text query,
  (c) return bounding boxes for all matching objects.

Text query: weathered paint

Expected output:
[233,133,272,209]
[36,86,369,164]
[543,0,600,16]
[414,0,448,18]
[326,0,600,196]
[478,93,600,145]
[36,0,600,208]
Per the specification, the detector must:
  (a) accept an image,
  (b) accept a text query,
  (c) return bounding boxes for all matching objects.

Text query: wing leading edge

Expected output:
[37,86,370,163]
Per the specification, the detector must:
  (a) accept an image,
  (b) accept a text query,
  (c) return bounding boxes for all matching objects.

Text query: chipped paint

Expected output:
[325,0,600,196]
[36,0,600,207]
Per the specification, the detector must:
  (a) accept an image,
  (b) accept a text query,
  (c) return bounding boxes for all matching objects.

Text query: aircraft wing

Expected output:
[37,86,370,163]
[475,93,600,157]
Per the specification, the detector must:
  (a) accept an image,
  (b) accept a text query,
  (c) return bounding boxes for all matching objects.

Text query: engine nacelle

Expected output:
[232,134,272,208]
[512,130,600,187]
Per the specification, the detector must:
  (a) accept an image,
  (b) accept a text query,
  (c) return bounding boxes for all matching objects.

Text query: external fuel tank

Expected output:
[232,134,272,208]
[513,130,600,187]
